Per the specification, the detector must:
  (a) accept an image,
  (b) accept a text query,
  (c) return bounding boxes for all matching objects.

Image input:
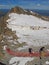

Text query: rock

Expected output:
[0,62,6,65]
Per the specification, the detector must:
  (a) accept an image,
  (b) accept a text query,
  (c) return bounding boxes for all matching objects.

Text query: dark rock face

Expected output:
[0,62,6,65]
[9,6,25,14]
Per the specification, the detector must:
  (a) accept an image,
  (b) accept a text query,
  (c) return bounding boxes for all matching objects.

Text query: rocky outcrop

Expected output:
[9,6,32,15]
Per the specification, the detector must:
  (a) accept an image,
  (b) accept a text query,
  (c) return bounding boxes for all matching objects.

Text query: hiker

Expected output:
[39,47,45,65]
[28,48,32,54]
[39,47,45,59]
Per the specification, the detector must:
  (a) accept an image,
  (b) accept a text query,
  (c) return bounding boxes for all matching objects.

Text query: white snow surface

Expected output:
[7,13,49,46]
[47,49,49,51]
[17,46,29,51]
[3,45,7,50]
[9,57,34,65]
[46,61,49,64]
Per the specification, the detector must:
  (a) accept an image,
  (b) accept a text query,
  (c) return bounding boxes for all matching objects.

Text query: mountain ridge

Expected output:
[8,6,49,21]
[0,6,49,34]
[0,6,49,64]
[0,6,49,22]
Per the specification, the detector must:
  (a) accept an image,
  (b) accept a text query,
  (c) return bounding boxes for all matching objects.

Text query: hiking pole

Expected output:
[40,57,42,65]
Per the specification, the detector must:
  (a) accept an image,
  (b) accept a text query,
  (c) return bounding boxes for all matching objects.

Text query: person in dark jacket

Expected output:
[39,47,45,59]
[39,47,45,65]
[28,48,32,54]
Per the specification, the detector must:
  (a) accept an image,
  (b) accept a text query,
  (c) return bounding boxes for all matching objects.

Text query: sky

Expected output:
[0,0,49,10]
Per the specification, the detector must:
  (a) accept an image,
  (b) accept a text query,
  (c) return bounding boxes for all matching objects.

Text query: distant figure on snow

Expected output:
[39,47,45,59]
[28,48,32,54]
[39,47,46,65]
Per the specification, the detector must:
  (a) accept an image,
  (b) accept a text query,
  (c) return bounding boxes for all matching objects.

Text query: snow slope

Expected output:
[7,13,49,46]
[9,57,34,65]
[46,61,49,64]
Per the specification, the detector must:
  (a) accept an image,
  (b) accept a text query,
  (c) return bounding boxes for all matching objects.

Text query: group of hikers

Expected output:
[0,47,47,65]
[28,47,46,58]
[28,47,46,65]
